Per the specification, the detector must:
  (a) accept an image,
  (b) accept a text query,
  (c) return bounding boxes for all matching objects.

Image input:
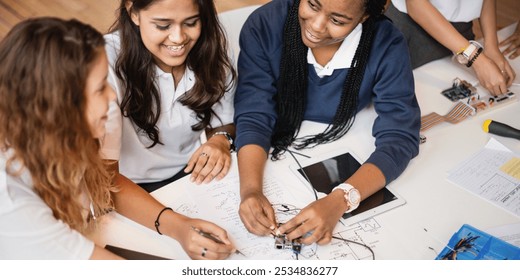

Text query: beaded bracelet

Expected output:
[154,207,173,235]
[466,47,483,68]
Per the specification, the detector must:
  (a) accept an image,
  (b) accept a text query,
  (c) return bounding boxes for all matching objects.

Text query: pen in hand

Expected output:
[191,226,246,257]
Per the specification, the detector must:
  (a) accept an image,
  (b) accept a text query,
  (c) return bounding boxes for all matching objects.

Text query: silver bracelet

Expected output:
[210,131,235,152]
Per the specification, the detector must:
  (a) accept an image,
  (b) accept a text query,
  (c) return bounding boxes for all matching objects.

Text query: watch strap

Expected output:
[461,43,477,58]
[455,41,482,65]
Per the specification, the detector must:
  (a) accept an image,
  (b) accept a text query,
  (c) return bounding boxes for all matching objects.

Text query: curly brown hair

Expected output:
[0,17,114,233]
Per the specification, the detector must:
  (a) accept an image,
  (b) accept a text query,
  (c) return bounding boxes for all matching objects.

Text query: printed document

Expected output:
[447,138,520,217]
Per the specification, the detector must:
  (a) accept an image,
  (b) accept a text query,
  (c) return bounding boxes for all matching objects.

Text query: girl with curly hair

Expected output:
[0,16,236,260]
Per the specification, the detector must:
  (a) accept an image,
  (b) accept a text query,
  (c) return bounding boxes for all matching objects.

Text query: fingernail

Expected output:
[270,225,275,230]
[275,229,281,236]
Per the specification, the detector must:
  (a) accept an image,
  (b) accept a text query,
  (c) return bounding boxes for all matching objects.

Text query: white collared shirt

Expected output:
[0,151,94,259]
[101,32,234,183]
[307,23,362,78]
[391,0,483,22]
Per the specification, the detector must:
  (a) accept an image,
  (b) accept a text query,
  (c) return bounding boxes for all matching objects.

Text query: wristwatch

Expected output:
[455,41,482,67]
[333,183,361,213]
[211,131,235,152]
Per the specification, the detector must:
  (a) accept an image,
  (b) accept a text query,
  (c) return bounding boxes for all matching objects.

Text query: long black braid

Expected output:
[271,0,386,159]
[272,0,308,158]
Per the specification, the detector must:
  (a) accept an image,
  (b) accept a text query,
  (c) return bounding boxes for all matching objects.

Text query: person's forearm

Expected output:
[406,0,471,53]
[347,163,386,201]
[479,0,499,50]
[237,144,268,199]
[108,163,184,240]
[112,173,166,227]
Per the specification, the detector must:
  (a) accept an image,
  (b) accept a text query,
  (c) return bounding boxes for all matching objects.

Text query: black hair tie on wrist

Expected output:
[155,207,173,235]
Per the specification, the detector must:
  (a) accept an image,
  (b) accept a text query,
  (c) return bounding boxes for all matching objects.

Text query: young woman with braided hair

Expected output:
[234,0,420,245]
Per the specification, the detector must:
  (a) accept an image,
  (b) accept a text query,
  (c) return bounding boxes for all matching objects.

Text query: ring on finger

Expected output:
[201,247,207,257]
[200,152,209,158]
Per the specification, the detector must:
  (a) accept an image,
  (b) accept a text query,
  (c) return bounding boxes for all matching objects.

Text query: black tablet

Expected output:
[290,150,406,225]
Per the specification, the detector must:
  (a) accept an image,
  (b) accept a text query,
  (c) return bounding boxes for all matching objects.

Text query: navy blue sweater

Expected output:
[234,0,420,184]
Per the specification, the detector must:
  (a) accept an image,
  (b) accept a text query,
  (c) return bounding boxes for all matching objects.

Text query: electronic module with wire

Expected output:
[273,221,304,255]
[440,77,517,111]
[441,78,477,101]
[421,77,517,132]
[274,234,302,254]
[466,91,517,113]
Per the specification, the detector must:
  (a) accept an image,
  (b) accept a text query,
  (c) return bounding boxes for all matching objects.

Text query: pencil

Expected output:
[191,226,246,257]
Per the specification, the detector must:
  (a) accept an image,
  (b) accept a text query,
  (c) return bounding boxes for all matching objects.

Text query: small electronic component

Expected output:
[274,234,302,254]
[467,91,517,113]
[441,78,477,101]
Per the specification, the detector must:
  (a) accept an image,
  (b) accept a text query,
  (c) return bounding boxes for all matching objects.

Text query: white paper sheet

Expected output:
[486,222,520,248]
[447,138,520,217]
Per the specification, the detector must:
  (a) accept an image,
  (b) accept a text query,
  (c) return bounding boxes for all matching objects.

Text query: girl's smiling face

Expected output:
[298,0,368,50]
[128,0,201,73]
[85,49,116,139]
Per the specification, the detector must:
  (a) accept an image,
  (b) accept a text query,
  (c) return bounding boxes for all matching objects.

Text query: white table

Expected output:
[93,20,520,260]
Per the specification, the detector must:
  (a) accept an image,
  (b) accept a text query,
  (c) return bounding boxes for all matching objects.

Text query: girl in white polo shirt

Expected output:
[103,0,236,193]
[101,0,238,259]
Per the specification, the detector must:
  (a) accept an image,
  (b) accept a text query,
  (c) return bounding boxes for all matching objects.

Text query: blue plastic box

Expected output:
[436,224,520,260]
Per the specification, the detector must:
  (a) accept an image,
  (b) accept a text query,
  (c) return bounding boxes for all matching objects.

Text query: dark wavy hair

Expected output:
[0,17,114,233]
[110,0,236,147]
[271,0,386,159]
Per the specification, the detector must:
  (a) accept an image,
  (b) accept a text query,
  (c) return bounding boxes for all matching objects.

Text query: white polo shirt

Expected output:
[307,23,362,78]
[101,33,235,183]
[391,0,483,22]
[0,152,94,259]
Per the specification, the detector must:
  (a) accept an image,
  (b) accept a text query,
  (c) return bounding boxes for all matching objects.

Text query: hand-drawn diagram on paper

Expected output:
[169,173,386,260]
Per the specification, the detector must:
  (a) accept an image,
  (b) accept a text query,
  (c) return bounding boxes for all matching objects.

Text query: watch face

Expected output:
[348,189,361,205]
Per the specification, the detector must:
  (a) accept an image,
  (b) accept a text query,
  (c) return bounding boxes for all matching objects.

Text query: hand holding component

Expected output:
[277,191,346,246]
[238,190,277,236]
